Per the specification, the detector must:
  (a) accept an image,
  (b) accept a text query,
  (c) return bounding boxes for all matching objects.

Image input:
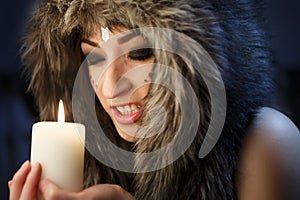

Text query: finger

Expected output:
[39,179,78,200]
[20,162,42,200]
[10,161,31,200]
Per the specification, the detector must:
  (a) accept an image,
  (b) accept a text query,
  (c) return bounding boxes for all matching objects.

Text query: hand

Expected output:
[9,161,135,200]
[39,180,136,200]
[9,161,42,200]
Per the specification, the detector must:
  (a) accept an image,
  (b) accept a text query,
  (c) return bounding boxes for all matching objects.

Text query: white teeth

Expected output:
[124,105,131,112]
[131,104,137,110]
[131,104,138,114]
[116,104,140,115]
[116,106,124,113]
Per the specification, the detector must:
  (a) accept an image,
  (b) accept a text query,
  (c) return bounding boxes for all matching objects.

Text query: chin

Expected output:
[119,132,138,142]
[116,126,138,142]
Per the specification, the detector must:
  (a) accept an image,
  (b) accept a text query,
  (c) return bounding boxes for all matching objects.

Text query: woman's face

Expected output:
[81,27,154,142]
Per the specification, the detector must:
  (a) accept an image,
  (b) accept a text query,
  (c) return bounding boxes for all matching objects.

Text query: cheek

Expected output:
[132,65,153,100]
[88,66,105,91]
[143,83,151,96]
[135,83,151,100]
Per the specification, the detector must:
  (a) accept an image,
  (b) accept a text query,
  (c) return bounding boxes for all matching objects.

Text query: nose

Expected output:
[101,57,133,99]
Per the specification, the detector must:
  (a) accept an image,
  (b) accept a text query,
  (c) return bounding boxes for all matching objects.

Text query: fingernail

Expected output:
[31,162,40,171]
[21,160,30,168]
[18,160,30,173]
[8,180,12,188]
[12,160,31,181]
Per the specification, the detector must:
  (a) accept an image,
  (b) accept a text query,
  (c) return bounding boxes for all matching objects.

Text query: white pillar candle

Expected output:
[31,100,85,192]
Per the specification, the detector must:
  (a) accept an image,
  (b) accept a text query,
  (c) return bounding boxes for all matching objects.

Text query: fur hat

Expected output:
[22,0,272,199]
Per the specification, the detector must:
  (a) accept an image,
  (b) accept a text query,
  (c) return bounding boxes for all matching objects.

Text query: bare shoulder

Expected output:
[251,107,299,151]
[253,107,299,138]
[236,107,300,200]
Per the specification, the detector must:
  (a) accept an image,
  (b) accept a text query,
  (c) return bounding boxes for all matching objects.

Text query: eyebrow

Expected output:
[81,38,99,47]
[117,31,139,44]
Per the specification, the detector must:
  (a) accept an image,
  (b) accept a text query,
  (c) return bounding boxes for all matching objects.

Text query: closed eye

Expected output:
[128,48,153,61]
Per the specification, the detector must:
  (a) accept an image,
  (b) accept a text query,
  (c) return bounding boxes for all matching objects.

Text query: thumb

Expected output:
[39,179,78,200]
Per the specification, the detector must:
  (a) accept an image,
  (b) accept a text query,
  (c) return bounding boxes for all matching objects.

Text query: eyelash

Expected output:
[86,48,153,66]
[128,48,153,61]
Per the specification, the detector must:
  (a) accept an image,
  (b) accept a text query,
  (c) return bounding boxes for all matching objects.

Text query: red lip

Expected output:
[111,103,143,124]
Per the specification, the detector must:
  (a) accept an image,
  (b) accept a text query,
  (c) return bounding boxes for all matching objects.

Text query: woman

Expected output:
[9,0,300,199]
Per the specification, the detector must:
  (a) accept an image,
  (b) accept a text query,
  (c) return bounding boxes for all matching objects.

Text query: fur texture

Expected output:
[22,0,272,199]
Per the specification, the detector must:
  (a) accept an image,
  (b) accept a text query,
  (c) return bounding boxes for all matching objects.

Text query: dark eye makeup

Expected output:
[128,48,153,61]
[86,53,105,65]
[84,48,154,66]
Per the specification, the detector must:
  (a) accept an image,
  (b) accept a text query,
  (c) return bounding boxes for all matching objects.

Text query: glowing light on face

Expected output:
[73,27,226,173]
[81,28,154,142]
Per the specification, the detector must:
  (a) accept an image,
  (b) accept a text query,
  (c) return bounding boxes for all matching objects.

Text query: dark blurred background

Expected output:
[0,0,299,199]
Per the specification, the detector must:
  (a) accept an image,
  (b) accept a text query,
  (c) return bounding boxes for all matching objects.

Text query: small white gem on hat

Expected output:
[101,27,110,42]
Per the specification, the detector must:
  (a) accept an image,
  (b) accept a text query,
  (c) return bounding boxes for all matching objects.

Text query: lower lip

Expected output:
[111,106,143,125]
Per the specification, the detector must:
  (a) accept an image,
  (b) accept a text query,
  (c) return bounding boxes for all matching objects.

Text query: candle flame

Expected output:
[58,99,65,123]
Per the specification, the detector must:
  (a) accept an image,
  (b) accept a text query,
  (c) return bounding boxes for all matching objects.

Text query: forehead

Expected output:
[85,26,128,42]
[83,27,147,47]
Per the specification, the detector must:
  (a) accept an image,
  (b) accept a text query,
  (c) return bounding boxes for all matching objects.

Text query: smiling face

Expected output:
[81,27,154,142]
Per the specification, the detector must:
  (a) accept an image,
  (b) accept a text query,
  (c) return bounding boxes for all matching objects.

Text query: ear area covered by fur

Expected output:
[21,0,82,121]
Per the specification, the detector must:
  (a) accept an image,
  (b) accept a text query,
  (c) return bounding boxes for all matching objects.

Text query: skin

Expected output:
[9,28,300,199]
[9,162,136,200]
[236,107,300,200]
[82,27,154,142]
